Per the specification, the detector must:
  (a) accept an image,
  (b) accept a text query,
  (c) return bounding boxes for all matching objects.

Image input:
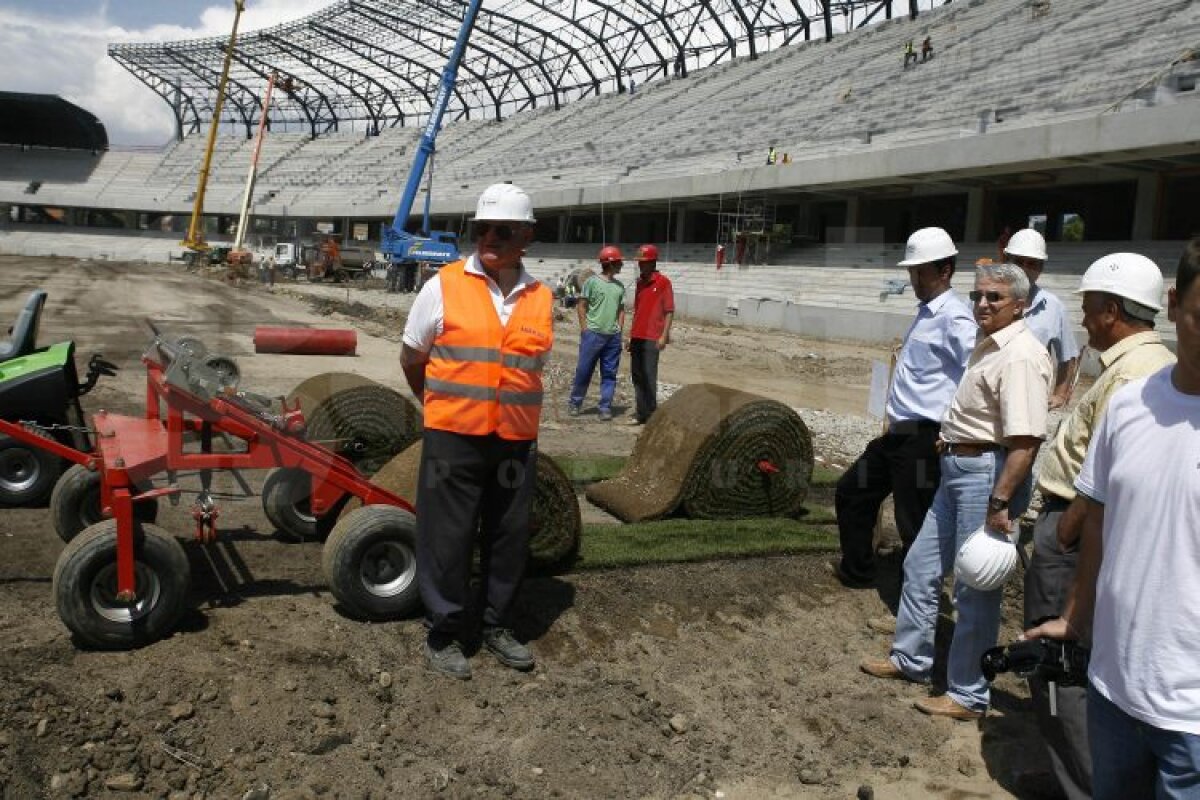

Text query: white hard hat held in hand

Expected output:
[954,525,1019,591]
[897,227,958,267]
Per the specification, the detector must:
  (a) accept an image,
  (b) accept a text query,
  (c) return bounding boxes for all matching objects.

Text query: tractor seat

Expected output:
[0,289,48,362]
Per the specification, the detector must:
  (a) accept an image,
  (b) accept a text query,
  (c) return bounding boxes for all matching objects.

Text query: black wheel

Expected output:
[0,429,62,506]
[52,520,190,649]
[49,464,159,544]
[261,467,344,541]
[322,505,420,620]
[333,269,349,283]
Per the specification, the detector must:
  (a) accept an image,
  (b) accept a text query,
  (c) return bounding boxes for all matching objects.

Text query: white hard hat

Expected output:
[1004,229,1048,262]
[1076,252,1164,314]
[473,183,536,223]
[954,525,1019,592]
[898,227,958,267]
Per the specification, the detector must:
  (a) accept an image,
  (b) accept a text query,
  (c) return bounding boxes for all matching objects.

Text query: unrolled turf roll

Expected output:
[342,441,581,574]
[585,383,813,522]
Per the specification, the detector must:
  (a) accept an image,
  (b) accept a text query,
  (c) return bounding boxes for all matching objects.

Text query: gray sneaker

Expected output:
[482,627,535,671]
[567,404,581,417]
[598,408,613,421]
[424,637,471,680]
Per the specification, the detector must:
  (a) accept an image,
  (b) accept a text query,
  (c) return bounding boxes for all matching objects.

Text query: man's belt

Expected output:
[1040,492,1072,511]
[936,440,1001,457]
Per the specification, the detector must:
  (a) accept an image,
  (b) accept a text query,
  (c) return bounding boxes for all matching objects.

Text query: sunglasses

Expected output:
[969,290,1011,304]
[471,222,519,241]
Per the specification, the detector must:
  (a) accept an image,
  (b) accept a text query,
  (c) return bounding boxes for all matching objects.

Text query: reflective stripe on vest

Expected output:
[423,260,553,440]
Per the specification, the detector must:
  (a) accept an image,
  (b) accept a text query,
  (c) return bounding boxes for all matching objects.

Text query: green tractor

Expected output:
[0,290,116,505]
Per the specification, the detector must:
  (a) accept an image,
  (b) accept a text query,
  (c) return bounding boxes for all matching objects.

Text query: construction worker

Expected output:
[832,227,976,588]
[1004,228,1080,409]
[399,183,553,680]
[862,261,1052,721]
[626,244,674,426]
[1023,253,1173,799]
[568,245,626,421]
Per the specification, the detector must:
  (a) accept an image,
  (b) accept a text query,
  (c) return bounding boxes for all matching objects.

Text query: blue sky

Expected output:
[0,0,328,145]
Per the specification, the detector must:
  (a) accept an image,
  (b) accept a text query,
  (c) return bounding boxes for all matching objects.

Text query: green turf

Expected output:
[576,514,838,570]
[555,453,842,570]
[551,453,629,483]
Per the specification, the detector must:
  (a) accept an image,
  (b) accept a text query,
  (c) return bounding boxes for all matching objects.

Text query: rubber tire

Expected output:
[52,520,191,650]
[0,429,63,506]
[261,467,344,541]
[322,504,420,621]
[49,464,159,544]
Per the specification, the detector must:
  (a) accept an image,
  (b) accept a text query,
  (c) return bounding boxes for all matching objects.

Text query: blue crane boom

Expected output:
[380,0,485,270]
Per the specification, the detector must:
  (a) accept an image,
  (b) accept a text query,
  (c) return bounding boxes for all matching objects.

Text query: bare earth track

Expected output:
[0,256,1054,799]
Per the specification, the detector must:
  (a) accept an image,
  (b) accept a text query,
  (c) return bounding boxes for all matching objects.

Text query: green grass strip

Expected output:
[576,515,839,570]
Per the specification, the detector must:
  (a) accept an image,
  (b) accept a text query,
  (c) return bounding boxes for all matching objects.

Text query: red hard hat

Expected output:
[636,244,659,261]
[598,245,624,264]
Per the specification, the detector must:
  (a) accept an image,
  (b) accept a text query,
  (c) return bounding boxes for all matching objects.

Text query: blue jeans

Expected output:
[1089,684,1200,800]
[569,329,621,412]
[889,450,1030,712]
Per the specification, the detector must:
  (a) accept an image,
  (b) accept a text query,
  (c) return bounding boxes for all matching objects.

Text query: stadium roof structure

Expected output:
[0,93,109,152]
[110,0,936,139]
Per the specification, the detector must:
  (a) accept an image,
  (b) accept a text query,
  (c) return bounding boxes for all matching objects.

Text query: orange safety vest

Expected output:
[423,260,554,440]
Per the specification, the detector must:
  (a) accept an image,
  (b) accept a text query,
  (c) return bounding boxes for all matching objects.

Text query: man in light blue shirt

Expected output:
[832,227,977,588]
[1005,229,1080,409]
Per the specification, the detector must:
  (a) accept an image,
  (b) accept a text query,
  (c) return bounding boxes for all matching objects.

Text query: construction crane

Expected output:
[181,0,246,265]
[229,70,281,267]
[378,0,485,278]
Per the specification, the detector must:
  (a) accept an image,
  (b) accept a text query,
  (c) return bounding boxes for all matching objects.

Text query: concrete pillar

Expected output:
[610,211,622,244]
[1131,173,1159,241]
[557,213,568,244]
[965,187,985,243]
[674,205,687,243]
[844,196,861,244]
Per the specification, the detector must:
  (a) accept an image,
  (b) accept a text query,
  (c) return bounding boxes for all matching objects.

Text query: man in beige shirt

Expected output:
[1024,253,1174,800]
[861,262,1053,720]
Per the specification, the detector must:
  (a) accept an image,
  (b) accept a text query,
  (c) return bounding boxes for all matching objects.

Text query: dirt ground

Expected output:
[0,256,1057,799]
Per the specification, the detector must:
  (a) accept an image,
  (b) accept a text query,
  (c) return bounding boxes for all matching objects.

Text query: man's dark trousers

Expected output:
[416,429,537,637]
[1024,500,1093,800]
[629,338,660,423]
[834,420,940,583]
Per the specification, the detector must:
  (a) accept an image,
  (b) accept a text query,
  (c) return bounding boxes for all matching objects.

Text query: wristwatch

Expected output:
[987,495,1010,513]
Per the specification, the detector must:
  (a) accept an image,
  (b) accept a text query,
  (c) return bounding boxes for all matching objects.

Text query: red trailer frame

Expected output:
[0,339,418,645]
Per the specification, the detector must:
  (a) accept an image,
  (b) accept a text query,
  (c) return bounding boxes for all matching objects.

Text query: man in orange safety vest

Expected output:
[400,182,554,680]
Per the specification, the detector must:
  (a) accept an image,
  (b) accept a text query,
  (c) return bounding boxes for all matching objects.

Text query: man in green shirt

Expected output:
[568,246,626,421]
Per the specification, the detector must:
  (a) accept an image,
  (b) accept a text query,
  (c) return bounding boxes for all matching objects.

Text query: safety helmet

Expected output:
[954,525,1019,592]
[897,227,958,267]
[598,245,624,265]
[1076,252,1164,314]
[636,243,659,262]
[473,182,536,223]
[1004,228,1048,262]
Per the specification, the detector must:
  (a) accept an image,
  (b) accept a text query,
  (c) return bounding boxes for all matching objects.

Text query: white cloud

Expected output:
[0,1,330,146]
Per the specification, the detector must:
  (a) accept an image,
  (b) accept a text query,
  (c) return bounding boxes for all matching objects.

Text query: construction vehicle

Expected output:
[179,0,245,267]
[0,290,117,505]
[378,0,485,275]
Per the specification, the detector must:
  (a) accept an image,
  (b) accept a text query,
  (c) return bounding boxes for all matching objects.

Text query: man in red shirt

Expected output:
[626,244,674,425]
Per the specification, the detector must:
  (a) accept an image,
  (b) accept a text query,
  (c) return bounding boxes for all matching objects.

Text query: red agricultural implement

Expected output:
[0,325,421,649]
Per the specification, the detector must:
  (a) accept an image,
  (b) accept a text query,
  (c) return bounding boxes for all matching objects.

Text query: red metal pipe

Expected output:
[253,326,357,356]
